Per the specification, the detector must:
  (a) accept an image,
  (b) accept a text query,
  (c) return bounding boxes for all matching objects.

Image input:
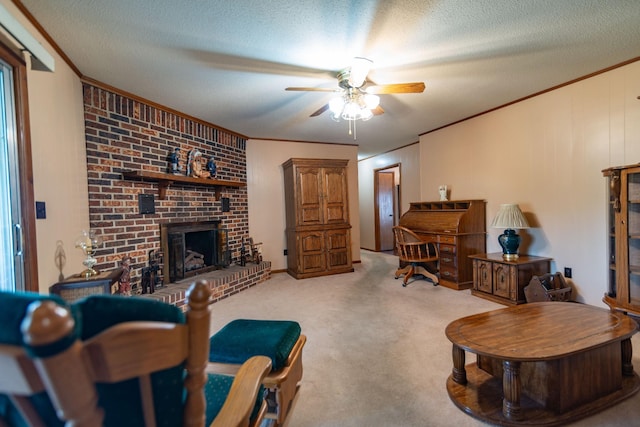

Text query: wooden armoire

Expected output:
[282,158,354,279]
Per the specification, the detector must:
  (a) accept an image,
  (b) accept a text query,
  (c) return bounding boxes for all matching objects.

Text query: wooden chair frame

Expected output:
[392,225,439,286]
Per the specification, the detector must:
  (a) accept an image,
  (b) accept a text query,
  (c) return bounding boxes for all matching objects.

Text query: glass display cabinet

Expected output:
[603,163,640,315]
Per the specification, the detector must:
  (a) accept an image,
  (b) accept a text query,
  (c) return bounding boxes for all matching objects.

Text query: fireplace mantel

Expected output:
[122,170,246,200]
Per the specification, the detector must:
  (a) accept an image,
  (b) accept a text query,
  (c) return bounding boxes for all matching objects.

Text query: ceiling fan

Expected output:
[285,57,425,121]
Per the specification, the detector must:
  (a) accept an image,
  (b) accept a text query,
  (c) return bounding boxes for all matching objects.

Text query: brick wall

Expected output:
[83,83,249,291]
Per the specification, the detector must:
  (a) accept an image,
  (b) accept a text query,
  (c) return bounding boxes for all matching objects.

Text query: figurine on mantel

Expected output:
[187,149,211,178]
[207,155,217,178]
[168,147,181,174]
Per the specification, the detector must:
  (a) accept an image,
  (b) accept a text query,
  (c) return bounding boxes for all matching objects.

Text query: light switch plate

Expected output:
[35,201,46,219]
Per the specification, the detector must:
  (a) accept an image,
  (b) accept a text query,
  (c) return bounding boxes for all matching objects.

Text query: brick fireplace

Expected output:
[83,82,269,305]
[160,220,230,283]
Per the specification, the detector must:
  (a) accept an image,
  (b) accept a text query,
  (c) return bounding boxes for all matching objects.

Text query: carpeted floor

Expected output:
[209,250,640,427]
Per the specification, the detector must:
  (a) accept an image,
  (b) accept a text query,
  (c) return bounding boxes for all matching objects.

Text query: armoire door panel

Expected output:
[325,206,346,223]
[300,207,322,224]
[323,168,346,197]
[300,232,324,252]
[301,253,326,272]
[326,230,348,250]
[327,251,349,270]
[326,229,352,270]
[323,167,348,223]
[297,167,323,225]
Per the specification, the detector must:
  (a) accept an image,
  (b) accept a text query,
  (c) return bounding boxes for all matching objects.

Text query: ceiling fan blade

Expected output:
[310,104,330,117]
[372,105,384,115]
[286,87,338,92]
[366,82,426,94]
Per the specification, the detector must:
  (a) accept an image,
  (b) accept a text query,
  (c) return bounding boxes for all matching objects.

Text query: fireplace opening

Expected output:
[161,220,230,284]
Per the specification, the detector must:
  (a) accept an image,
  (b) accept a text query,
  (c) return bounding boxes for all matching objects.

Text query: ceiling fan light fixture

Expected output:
[359,108,373,121]
[349,57,372,88]
[343,100,361,118]
[328,89,378,125]
[329,96,344,115]
[363,93,380,109]
[288,56,424,138]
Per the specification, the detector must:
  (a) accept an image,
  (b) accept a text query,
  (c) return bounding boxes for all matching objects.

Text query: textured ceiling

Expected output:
[17,0,640,159]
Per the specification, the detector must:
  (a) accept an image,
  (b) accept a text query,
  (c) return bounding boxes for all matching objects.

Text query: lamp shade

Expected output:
[491,204,529,260]
[490,204,530,229]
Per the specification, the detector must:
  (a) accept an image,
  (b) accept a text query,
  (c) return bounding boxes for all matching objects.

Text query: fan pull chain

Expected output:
[348,119,357,139]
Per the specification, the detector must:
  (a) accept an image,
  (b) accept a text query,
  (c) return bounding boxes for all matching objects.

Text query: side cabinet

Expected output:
[283,158,354,279]
[470,253,552,305]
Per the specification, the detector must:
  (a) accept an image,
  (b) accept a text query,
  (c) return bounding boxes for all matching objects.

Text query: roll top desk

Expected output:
[398,200,486,290]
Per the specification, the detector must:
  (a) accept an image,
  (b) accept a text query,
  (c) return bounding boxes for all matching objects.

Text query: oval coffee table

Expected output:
[445,302,639,426]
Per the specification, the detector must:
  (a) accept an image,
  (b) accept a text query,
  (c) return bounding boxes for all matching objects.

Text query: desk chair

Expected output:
[19,280,271,427]
[392,225,439,286]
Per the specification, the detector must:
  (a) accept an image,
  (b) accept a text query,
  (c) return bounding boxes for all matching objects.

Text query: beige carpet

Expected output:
[209,250,640,427]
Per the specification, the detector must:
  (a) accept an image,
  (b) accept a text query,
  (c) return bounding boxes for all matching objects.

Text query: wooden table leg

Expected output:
[502,360,522,421]
[451,344,467,385]
[622,337,634,376]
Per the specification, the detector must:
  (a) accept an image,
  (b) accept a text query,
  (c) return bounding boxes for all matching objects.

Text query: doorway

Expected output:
[0,42,37,292]
[374,165,400,252]
[0,57,22,291]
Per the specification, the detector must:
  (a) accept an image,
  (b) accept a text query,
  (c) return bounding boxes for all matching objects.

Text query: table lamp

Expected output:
[74,229,102,277]
[490,204,530,260]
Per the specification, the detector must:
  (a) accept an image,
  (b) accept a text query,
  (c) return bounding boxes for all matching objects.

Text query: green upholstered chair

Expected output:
[208,319,306,426]
[6,280,271,427]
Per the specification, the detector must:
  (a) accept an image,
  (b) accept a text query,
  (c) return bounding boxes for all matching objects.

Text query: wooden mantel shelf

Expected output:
[122,170,246,200]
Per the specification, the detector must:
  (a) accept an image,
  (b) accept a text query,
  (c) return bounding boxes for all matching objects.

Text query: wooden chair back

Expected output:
[392,226,439,263]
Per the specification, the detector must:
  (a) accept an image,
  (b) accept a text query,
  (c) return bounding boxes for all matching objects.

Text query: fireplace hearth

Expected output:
[161,220,230,284]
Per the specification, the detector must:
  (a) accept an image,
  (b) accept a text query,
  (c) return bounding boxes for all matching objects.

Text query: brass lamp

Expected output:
[490,204,530,260]
[74,229,102,277]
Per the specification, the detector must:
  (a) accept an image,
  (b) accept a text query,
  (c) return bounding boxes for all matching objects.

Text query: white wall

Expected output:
[2,0,89,292]
[246,139,360,271]
[357,143,421,250]
[360,60,640,307]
